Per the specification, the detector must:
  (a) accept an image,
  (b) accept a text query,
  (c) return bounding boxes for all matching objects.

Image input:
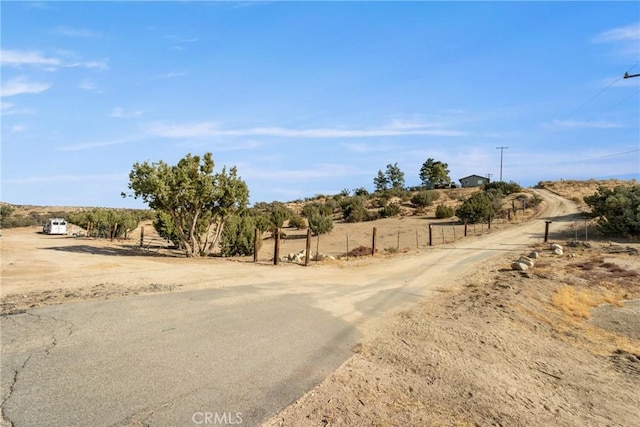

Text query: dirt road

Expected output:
[1,190,580,426]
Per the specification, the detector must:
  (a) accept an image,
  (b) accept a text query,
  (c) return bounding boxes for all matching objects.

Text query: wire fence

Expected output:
[253,218,515,265]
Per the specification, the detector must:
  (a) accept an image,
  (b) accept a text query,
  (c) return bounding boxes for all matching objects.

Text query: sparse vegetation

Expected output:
[435,204,455,219]
[411,190,440,208]
[380,202,401,218]
[341,196,369,223]
[455,192,495,224]
[484,181,522,195]
[288,214,307,230]
[584,185,640,237]
[67,208,141,238]
[220,214,260,257]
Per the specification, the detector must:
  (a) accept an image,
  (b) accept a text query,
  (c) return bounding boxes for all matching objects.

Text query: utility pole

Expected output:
[624,72,640,79]
[486,173,493,182]
[496,146,508,182]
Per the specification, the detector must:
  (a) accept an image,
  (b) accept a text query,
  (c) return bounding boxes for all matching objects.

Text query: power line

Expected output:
[564,60,640,119]
[574,149,640,162]
[598,91,639,115]
[546,149,640,166]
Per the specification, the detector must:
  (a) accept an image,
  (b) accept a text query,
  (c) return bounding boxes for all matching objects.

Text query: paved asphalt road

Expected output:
[1,190,577,427]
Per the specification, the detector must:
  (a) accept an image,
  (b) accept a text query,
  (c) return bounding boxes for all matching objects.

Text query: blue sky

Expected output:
[2,1,639,208]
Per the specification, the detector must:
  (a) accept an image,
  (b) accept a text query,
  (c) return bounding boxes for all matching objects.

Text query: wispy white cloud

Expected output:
[78,79,101,92]
[592,22,640,57]
[0,101,33,116]
[546,119,623,129]
[341,142,393,153]
[27,2,49,9]
[110,107,144,118]
[57,136,145,152]
[592,22,640,43]
[157,71,187,79]
[53,26,103,38]
[1,49,108,70]
[1,76,51,97]
[11,125,26,133]
[0,49,60,67]
[3,173,126,184]
[145,121,467,139]
[240,163,369,181]
[67,59,109,70]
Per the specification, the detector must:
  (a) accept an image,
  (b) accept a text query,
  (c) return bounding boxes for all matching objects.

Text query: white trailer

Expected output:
[43,218,67,235]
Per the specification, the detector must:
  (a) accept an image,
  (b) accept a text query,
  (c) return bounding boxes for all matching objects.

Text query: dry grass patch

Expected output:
[551,285,625,318]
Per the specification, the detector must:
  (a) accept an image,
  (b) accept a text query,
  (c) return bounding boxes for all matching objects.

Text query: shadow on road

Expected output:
[41,244,173,258]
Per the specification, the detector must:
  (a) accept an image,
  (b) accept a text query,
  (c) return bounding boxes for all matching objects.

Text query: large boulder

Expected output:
[528,251,539,259]
[511,262,529,271]
[518,256,535,267]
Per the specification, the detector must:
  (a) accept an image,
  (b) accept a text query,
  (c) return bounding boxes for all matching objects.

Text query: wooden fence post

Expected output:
[544,221,552,243]
[305,229,312,266]
[464,221,468,237]
[429,224,433,247]
[441,226,445,244]
[397,230,400,250]
[274,228,280,265]
[372,227,377,255]
[488,215,492,229]
[453,224,456,240]
[346,233,349,261]
[254,228,259,263]
[140,226,145,247]
[416,229,419,248]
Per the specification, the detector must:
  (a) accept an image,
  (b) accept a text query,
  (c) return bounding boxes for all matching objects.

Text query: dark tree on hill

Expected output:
[373,170,389,192]
[385,163,405,189]
[419,158,451,188]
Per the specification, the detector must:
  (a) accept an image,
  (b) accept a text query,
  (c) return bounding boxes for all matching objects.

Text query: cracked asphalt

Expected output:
[0,190,575,427]
[1,289,360,426]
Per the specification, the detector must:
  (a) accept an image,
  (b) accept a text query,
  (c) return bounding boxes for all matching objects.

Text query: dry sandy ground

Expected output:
[264,239,640,427]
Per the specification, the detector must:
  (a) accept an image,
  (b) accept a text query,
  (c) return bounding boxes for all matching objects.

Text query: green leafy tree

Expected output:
[220,214,260,256]
[455,192,495,224]
[373,170,389,192]
[385,163,405,189]
[269,203,291,230]
[67,208,140,238]
[154,211,181,247]
[125,152,249,257]
[584,185,640,237]
[419,158,451,188]
[308,212,333,236]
